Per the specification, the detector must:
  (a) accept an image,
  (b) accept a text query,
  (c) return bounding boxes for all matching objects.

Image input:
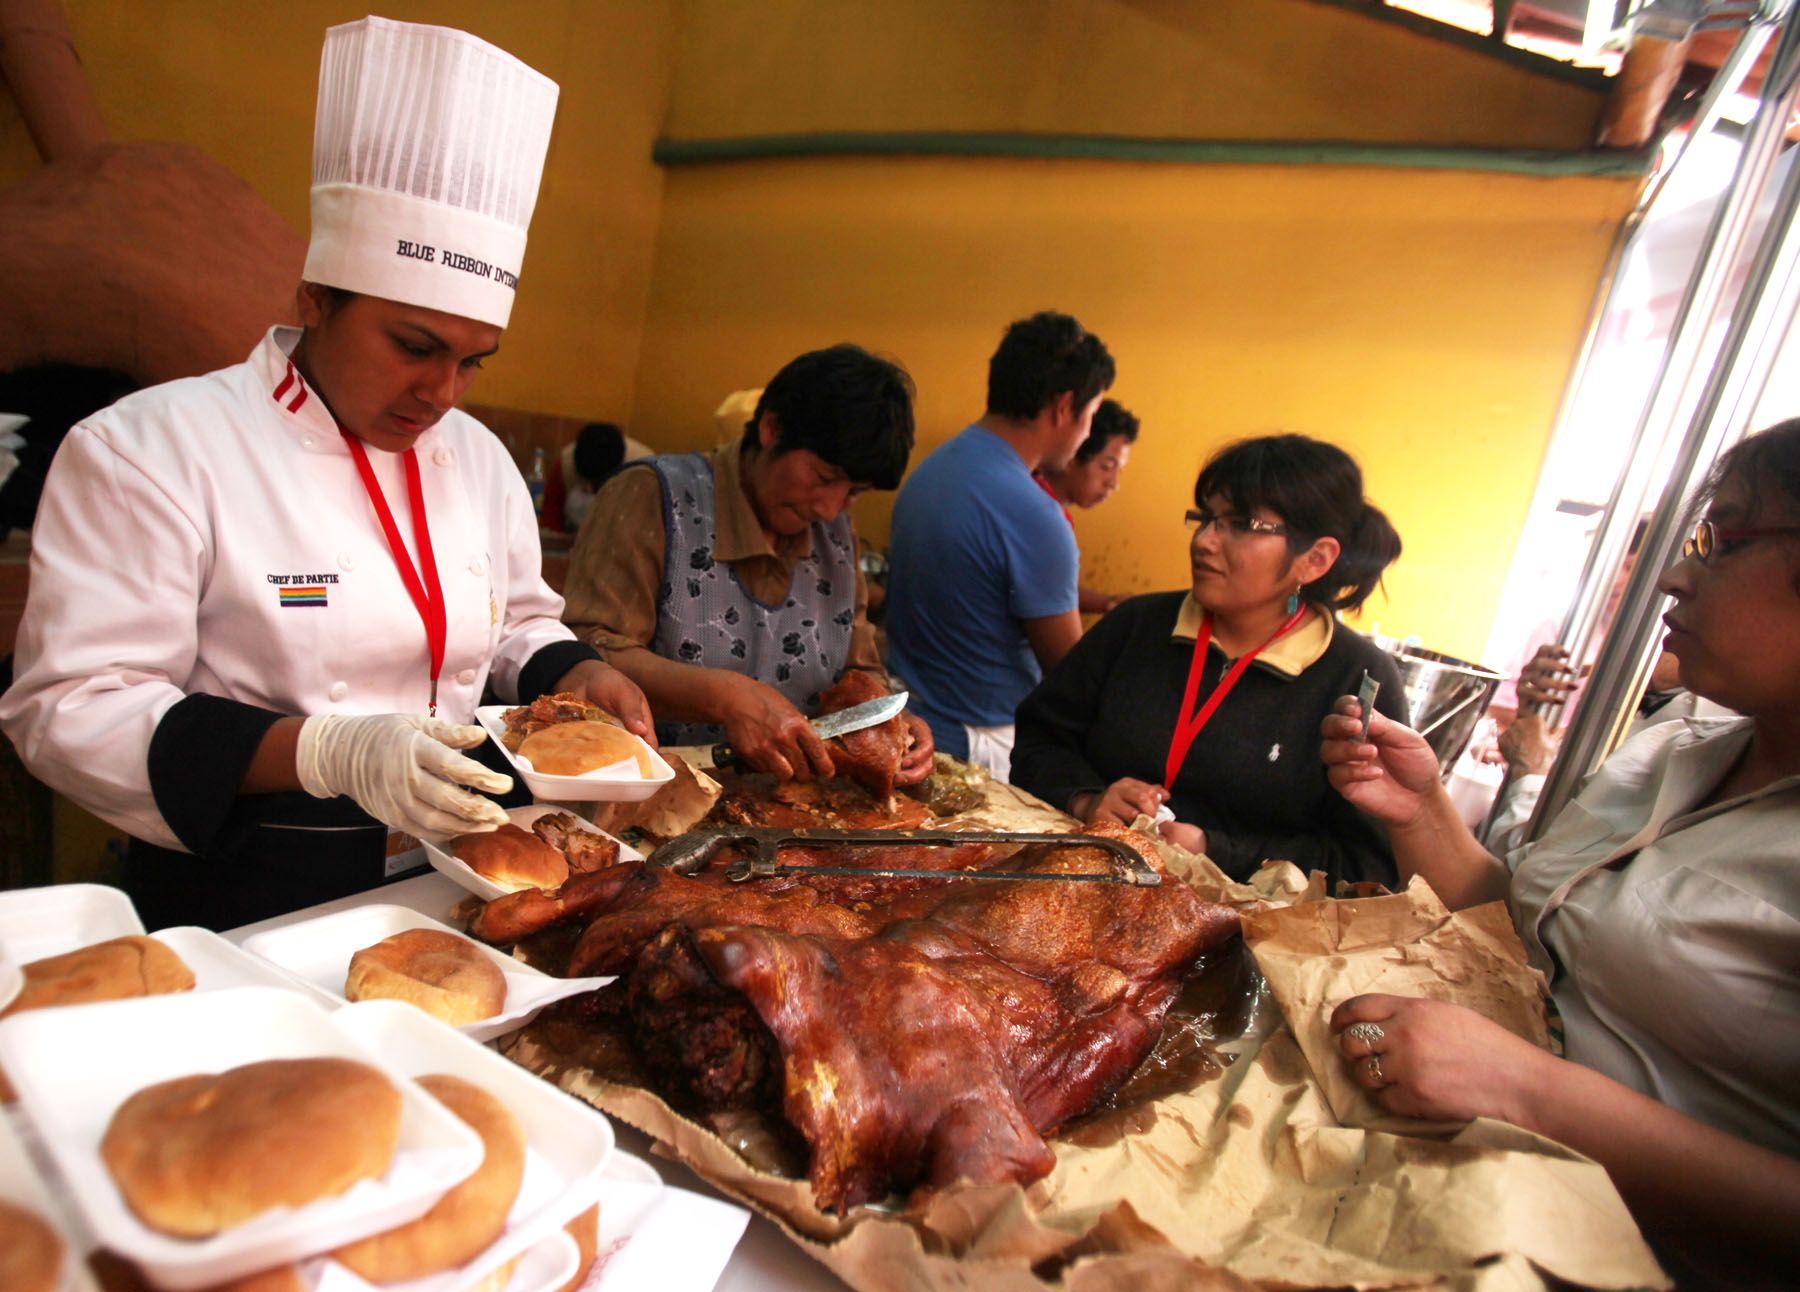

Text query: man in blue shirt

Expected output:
[884,312,1116,778]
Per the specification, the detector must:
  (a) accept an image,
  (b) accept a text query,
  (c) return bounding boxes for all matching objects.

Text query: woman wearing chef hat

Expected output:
[0,17,649,930]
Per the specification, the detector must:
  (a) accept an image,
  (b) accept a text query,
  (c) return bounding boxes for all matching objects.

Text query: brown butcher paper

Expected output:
[503,777,1668,1291]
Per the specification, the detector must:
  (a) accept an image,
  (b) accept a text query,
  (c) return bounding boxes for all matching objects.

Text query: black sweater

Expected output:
[1012,592,1406,888]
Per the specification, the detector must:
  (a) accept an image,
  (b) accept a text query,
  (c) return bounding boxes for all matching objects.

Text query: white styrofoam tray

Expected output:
[0,884,142,962]
[0,898,333,1014]
[303,1227,578,1292]
[475,706,674,802]
[153,925,338,1004]
[585,1156,749,1292]
[331,1000,616,1292]
[0,946,20,1014]
[0,1106,96,1292]
[240,906,614,1044]
[424,804,644,902]
[0,986,485,1291]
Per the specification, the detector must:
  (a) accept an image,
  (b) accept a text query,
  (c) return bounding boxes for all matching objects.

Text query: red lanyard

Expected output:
[341,433,447,715]
[1163,605,1307,790]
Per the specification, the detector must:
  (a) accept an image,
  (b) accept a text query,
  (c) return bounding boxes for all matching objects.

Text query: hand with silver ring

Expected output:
[1329,992,1558,1126]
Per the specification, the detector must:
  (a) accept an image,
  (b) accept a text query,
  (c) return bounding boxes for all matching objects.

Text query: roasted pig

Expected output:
[477,823,1239,1211]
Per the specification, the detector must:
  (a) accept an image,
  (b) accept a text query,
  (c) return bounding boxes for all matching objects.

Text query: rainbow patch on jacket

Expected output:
[279,585,329,608]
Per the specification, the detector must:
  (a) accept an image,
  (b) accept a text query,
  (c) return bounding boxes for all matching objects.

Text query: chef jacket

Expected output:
[0,327,595,861]
[1509,716,1800,1156]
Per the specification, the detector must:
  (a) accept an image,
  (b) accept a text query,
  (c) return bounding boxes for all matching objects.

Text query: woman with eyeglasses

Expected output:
[1319,420,1800,1284]
[1012,433,1406,887]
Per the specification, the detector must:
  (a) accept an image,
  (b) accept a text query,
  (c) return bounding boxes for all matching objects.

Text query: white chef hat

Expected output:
[303,16,559,329]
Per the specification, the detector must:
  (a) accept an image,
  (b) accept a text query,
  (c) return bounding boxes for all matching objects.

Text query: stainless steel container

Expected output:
[1382,646,1507,773]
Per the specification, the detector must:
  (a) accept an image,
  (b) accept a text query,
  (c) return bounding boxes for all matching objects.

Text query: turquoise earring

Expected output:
[1286,589,1300,616]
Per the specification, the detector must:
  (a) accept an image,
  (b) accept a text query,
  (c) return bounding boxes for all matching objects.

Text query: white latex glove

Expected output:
[296,713,513,838]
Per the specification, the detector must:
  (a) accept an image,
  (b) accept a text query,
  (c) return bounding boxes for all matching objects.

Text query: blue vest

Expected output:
[645,452,858,745]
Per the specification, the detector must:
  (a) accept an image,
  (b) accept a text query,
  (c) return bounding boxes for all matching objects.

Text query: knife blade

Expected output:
[807,689,908,739]
[708,690,908,769]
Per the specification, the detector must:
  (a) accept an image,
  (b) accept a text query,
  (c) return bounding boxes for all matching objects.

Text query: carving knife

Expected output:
[709,690,908,769]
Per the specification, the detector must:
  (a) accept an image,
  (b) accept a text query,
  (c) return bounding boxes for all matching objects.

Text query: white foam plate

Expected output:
[424,804,645,902]
[240,906,615,1044]
[0,948,20,1014]
[585,1163,749,1292]
[84,1214,580,1292]
[0,987,485,1291]
[0,1108,96,1292]
[0,921,335,1019]
[476,705,675,802]
[493,1227,580,1292]
[156,926,339,1004]
[302,1226,577,1292]
[0,884,143,963]
[332,1000,615,1292]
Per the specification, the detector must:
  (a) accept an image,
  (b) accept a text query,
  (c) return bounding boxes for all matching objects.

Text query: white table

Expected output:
[228,872,850,1292]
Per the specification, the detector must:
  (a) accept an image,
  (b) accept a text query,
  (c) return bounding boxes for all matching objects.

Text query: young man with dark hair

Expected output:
[883,311,1115,779]
[563,343,933,782]
[1036,397,1140,614]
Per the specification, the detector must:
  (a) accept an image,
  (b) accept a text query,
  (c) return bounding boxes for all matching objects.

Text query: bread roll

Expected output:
[1,935,197,1102]
[451,824,569,891]
[0,1199,64,1292]
[555,1202,601,1292]
[204,1266,307,1292]
[100,1057,401,1238]
[466,1256,521,1292]
[519,720,648,777]
[90,1249,305,1292]
[345,929,507,1025]
[332,1074,526,1283]
[2,935,194,1018]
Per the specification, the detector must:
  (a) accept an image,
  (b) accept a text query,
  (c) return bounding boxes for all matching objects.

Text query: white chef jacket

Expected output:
[1509,716,1800,1155]
[0,327,579,852]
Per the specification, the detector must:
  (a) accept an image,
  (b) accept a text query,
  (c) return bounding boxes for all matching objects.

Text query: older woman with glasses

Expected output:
[1319,420,1800,1283]
[1011,433,1406,887]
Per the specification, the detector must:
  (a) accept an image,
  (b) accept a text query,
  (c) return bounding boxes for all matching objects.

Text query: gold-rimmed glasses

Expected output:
[1682,518,1800,565]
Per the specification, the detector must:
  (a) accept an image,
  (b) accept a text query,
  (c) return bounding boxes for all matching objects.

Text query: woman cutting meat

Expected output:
[0,18,648,931]
[1011,433,1406,887]
[1320,421,1800,1284]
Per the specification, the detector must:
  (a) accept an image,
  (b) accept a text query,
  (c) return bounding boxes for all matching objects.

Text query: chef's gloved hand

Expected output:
[296,713,513,837]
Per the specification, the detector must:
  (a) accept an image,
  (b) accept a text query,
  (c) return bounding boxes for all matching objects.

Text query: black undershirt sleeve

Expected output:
[147,693,287,856]
[517,639,601,704]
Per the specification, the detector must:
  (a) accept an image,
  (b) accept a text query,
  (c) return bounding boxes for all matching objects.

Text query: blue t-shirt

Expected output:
[884,425,1079,757]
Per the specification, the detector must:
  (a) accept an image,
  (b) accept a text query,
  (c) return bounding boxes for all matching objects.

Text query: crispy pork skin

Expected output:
[612,826,1237,1210]
[475,808,1241,1211]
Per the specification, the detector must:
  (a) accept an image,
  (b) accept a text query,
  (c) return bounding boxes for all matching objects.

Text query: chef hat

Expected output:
[303,16,559,329]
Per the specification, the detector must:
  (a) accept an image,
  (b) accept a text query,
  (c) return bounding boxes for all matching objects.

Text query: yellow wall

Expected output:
[6,0,682,422]
[668,0,1606,150]
[0,0,1639,663]
[635,0,1635,661]
[631,157,1636,659]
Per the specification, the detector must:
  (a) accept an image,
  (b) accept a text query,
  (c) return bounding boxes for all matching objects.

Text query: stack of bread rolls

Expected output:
[1,936,196,1101]
[0,1198,65,1292]
[87,1057,603,1290]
